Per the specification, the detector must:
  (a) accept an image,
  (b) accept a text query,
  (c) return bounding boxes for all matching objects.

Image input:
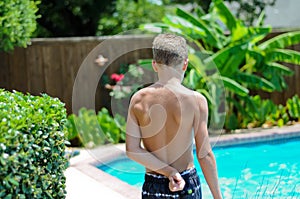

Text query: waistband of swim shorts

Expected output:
[145,167,197,183]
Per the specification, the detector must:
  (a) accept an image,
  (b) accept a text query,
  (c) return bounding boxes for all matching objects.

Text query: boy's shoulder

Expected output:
[129,84,155,103]
[192,91,207,101]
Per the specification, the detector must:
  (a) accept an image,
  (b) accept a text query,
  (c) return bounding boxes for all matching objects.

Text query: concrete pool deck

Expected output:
[65,124,300,199]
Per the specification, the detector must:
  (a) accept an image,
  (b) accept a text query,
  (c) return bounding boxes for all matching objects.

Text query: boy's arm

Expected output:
[125,102,178,178]
[194,93,222,199]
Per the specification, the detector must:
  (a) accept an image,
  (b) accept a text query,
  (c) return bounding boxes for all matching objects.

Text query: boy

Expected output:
[126,34,222,198]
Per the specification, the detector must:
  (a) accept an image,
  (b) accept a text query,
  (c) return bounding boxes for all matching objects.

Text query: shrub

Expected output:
[65,114,81,146]
[0,89,68,198]
[97,108,126,144]
[65,108,126,147]
[286,94,300,121]
[0,0,39,51]
[225,94,300,130]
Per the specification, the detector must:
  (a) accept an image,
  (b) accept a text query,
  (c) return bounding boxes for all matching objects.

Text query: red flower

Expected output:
[110,73,124,82]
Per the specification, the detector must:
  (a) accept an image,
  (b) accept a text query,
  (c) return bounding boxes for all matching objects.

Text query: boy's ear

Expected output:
[182,59,188,71]
[152,60,158,72]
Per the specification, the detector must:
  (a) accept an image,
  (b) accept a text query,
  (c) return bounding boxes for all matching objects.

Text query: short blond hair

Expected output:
[152,34,188,67]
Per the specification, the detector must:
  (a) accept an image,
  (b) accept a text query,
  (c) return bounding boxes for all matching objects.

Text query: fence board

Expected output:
[0,51,10,89]
[43,45,63,98]
[61,43,77,112]
[26,45,45,95]
[9,47,27,92]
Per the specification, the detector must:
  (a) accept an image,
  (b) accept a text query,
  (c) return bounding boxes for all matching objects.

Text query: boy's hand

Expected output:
[168,173,185,192]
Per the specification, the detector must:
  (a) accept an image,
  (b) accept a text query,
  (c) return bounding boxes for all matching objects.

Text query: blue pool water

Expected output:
[98,138,300,198]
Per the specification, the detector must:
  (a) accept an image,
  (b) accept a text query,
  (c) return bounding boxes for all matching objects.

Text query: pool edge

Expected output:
[210,124,300,148]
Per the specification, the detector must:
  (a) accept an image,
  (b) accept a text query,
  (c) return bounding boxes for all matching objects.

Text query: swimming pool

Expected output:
[98,138,300,198]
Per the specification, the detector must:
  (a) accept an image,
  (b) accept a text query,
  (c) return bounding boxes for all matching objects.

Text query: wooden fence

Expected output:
[0,36,154,113]
[0,33,300,114]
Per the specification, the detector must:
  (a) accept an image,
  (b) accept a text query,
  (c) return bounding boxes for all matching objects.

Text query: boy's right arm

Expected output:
[193,94,222,199]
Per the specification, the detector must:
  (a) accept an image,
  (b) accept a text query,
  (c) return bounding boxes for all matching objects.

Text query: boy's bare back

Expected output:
[129,81,208,173]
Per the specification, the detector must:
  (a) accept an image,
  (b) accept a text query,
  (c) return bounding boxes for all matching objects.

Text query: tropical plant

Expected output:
[141,0,300,130]
[0,0,39,51]
[286,94,300,121]
[229,95,278,129]
[274,104,289,127]
[65,108,126,147]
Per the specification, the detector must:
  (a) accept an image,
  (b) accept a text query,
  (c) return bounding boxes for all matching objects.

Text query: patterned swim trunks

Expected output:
[142,167,202,199]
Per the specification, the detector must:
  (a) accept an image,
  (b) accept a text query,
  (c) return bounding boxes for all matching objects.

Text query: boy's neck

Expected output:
[156,77,182,86]
[156,66,184,85]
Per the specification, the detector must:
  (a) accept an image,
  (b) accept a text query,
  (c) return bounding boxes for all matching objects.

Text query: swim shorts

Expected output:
[142,167,202,199]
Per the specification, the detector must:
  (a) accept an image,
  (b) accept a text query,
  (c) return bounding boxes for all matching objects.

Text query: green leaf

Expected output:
[211,0,248,42]
[255,10,265,26]
[211,0,238,32]
[138,59,152,71]
[4,194,12,199]
[243,27,271,44]
[265,49,300,65]
[139,23,170,33]
[195,6,206,17]
[204,43,247,76]
[8,178,19,186]
[196,89,216,107]
[175,8,201,28]
[227,96,248,117]
[175,7,223,48]
[265,62,294,76]
[286,95,300,120]
[162,15,206,39]
[214,76,249,96]
[246,50,264,69]
[262,62,293,91]
[188,69,196,88]
[188,53,207,75]
[235,72,275,92]
[225,113,238,130]
[259,31,300,51]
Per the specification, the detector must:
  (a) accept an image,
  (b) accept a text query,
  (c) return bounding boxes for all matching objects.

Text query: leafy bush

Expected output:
[0,0,40,51]
[97,108,126,144]
[0,89,67,198]
[65,108,126,147]
[225,94,300,130]
[226,95,278,129]
[286,95,300,121]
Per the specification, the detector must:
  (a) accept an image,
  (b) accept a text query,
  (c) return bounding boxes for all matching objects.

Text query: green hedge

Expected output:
[0,89,68,198]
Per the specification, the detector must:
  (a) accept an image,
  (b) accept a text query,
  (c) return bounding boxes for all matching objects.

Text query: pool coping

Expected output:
[68,123,300,199]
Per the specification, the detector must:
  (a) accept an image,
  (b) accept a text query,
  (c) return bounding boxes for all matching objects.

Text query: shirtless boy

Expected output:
[126,34,222,199]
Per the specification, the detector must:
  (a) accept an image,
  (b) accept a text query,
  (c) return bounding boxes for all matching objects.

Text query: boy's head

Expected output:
[152,34,188,67]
